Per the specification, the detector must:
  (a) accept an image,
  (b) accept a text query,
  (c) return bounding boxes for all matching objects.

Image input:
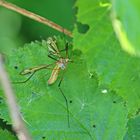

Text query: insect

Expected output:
[14,36,72,127]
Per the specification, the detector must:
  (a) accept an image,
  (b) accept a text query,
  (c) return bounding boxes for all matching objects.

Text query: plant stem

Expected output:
[0,0,73,37]
[0,54,32,140]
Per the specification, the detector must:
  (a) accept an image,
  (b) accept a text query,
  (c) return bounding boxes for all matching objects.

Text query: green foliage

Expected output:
[74,0,140,117]
[0,0,140,140]
[111,0,140,56]
[124,115,140,140]
[73,0,140,139]
[0,129,17,140]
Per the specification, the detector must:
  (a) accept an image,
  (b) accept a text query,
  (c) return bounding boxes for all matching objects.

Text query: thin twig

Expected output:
[0,0,73,37]
[0,54,32,140]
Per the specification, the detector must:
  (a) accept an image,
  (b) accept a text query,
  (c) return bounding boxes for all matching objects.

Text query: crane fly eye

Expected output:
[61,64,65,69]
[58,63,65,69]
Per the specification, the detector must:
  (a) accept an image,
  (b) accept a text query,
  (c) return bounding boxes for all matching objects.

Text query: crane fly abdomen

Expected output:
[48,65,60,85]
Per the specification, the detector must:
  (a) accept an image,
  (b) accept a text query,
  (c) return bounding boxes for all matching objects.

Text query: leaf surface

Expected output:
[73,0,140,118]
[111,0,140,56]
[0,37,127,140]
[124,115,140,140]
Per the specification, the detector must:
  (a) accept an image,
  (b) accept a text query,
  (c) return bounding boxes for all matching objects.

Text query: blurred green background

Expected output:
[0,0,75,54]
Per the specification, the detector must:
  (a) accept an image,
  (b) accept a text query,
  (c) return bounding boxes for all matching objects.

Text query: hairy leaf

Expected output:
[0,35,128,140]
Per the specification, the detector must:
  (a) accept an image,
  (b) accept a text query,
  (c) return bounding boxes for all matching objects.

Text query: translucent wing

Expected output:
[48,64,60,85]
[47,37,60,56]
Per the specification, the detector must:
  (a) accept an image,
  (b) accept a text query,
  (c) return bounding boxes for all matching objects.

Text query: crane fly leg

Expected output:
[58,73,70,128]
[12,72,35,84]
[48,54,58,61]
[13,64,54,84]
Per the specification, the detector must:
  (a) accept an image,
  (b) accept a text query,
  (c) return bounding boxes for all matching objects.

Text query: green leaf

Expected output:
[111,0,140,56]
[124,115,140,140]
[73,0,140,117]
[0,129,17,140]
[0,36,128,140]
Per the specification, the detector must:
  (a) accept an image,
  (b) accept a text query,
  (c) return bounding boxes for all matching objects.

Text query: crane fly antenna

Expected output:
[58,74,70,128]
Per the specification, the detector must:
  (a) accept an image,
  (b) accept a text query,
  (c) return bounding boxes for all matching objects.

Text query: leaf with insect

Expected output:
[0,0,139,139]
[0,36,128,140]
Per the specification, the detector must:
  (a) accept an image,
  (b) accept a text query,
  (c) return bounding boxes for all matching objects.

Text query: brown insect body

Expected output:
[48,58,69,85]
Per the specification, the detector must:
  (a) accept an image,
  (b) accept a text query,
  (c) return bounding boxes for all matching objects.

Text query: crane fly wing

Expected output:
[48,64,60,85]
[47,37,60,55]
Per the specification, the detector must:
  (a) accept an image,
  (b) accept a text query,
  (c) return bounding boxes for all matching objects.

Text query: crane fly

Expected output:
[14,36,72,127]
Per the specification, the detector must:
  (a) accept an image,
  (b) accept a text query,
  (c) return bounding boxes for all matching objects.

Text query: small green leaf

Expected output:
[111,0,140,56]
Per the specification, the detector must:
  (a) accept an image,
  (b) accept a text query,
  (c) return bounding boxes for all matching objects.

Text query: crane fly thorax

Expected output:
[57,58,69,70]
